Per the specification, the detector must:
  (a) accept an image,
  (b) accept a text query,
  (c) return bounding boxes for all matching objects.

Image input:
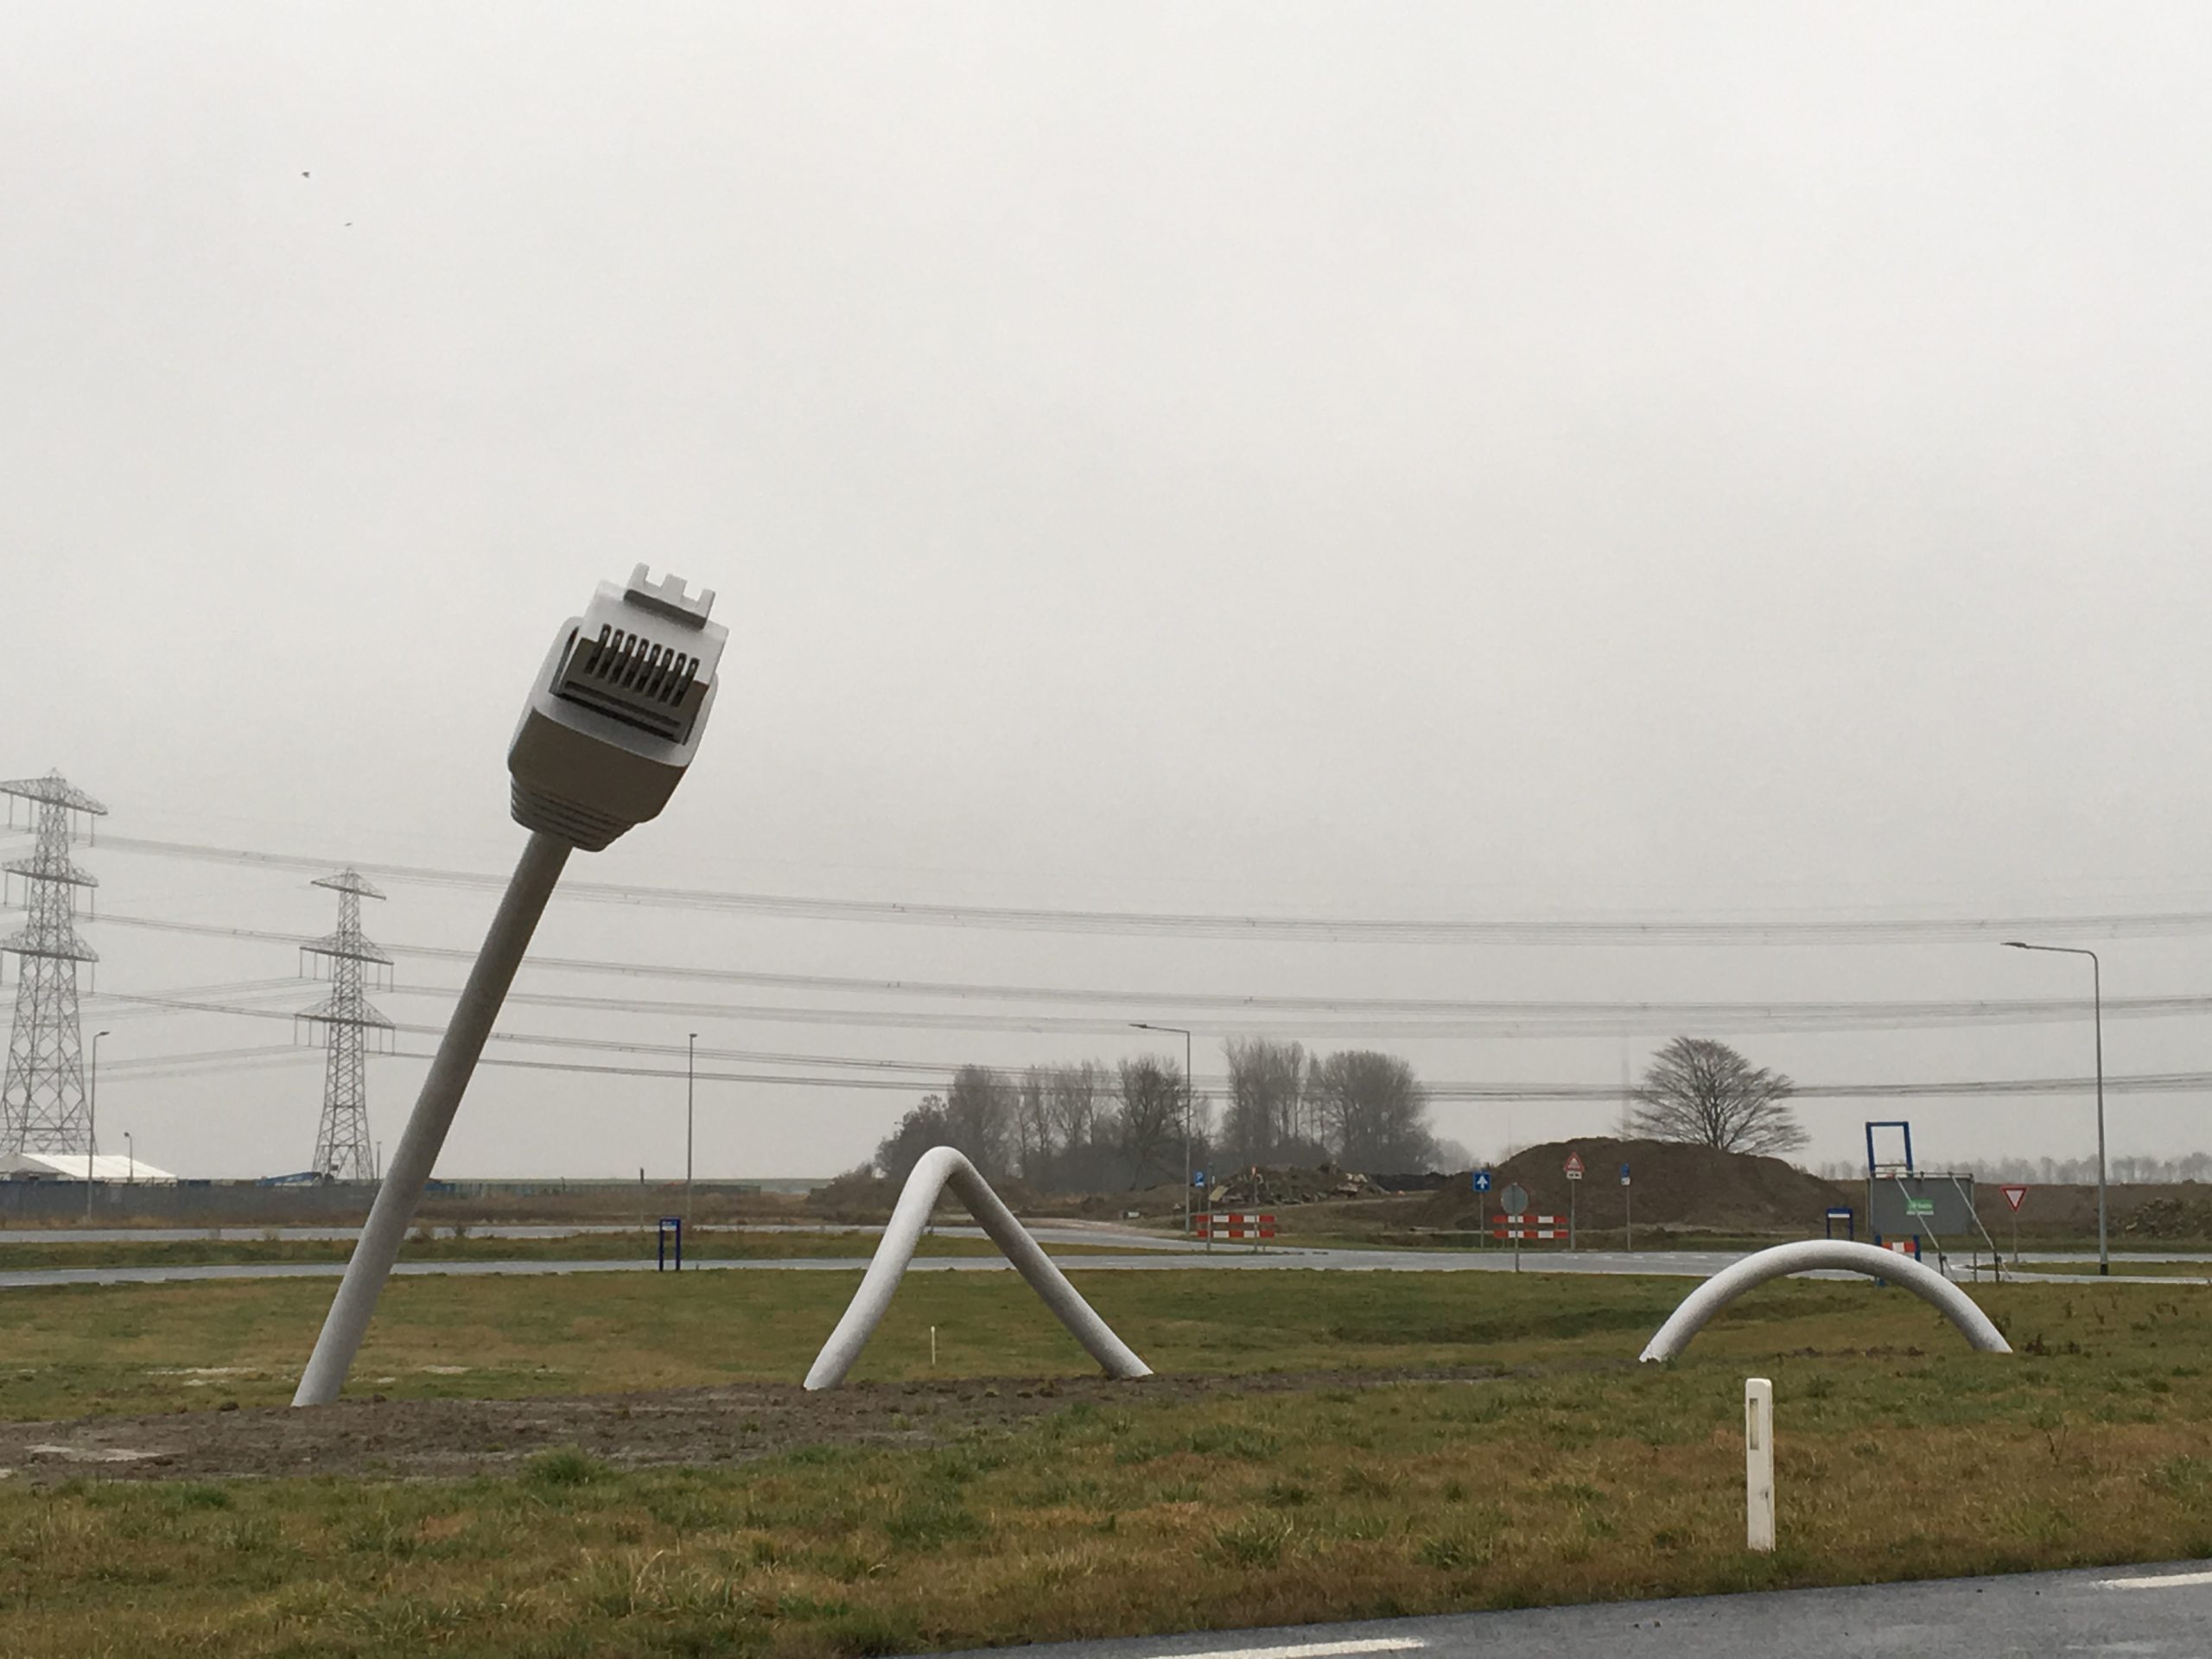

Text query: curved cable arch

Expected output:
[804,1147,1152,1390]
[1638,1240,2012,1363]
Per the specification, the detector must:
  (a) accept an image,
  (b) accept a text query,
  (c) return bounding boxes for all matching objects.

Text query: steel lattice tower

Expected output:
[298,870,392,1181]
[1,772,106,1156]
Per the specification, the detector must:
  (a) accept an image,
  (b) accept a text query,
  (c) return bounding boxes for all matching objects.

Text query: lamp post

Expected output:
[124,1131,134,1184]
[2005,941,2107,1275]
[686,1033,698,1231]
[1129,1022,1194,1237]
[86,1030,111,1222]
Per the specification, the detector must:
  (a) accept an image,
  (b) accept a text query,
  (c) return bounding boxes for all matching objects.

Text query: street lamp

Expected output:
[86,1030,110,1222]
[2005,941,2107,1275]
[1129,1022,1194,1236]
[124,1131,134,1184]
[686,1032,698,1230]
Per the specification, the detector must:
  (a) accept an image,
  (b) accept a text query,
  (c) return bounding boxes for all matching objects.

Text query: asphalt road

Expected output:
[0,1243,2003,1290]
[924,1560,2212,1659]
[0,1225,2186,1292]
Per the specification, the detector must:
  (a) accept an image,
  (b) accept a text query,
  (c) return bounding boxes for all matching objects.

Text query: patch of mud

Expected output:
[0,1368,1499,1485]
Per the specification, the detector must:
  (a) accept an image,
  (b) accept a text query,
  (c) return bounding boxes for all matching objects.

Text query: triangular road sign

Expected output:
[1564,1154,1585,1179]
[2001,1184,2028,1211]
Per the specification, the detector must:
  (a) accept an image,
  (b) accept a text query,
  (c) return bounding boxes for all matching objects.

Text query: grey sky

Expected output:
[5,4,2209,1180]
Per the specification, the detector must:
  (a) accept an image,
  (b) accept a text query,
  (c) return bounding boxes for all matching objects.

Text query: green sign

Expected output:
[1905,1198,1935,1217]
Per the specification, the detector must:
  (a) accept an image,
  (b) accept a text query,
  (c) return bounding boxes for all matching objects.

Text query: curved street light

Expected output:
[2004,941,2107,1275]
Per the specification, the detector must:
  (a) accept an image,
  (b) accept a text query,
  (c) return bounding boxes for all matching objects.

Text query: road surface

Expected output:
[0,1225,2189,1292]
[923,1560,2212,1659]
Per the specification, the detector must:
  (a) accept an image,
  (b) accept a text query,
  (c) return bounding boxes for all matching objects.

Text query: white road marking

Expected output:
[1168,1642,1427,1659]
[2101,1570,2212,1591]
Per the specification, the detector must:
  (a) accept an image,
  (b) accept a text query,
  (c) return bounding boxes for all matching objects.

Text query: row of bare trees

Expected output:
[1217,1039,1438,1173]
[872,1058,1192,1191]
[872,1044,1442,1192]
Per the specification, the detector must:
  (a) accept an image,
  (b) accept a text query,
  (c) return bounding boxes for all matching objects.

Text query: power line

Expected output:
[435,1048,2212,1103]
[68,988,2212,1107]
[88,913,2209,1034]
[92,834,2212,946]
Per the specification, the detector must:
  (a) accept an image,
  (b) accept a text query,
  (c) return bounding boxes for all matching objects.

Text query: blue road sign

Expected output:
[1620,1163,1631,1185]
[1192,1170,1207,1186]
[1472,1170,1493,1192]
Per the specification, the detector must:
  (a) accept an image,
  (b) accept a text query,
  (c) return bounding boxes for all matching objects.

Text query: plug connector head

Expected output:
[507,565,728,850]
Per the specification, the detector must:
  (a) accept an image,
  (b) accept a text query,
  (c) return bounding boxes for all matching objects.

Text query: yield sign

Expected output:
[1564,1154,1586,1180]
[2001,1185,2029,1212]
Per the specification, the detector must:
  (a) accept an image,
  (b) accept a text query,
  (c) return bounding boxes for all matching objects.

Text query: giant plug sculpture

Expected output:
[1639,1238,2012,1363]
[804,1146,1154,1390]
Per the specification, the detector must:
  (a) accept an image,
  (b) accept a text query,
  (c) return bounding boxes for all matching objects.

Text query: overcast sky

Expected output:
[6,4,2210,1183]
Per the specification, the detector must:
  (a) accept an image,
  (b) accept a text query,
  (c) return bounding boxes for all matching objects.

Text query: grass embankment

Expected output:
[0,1230,1128,1274]
[2024,1261,2212,1278]
[0,1268,1657,1421]
[3,1272,2211,1654]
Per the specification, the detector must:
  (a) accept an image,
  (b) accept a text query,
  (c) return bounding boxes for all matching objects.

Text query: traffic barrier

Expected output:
[1492,1213,1570,1241]
[1193,1212,1275,1240]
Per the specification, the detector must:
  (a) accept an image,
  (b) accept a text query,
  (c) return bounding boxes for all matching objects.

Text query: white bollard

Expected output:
[1745,1376,1776,1552]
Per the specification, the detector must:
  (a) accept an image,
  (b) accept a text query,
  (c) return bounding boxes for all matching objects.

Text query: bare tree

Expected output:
[1310,1050,1439,1173]
[1632,1037,1804,1156]
[942,1065,1017,1180]
[874,1094,950,1185]
[1116,1055,1185,1188]
[1014,1066,1052,1179]
[1221,1037,1318,1167]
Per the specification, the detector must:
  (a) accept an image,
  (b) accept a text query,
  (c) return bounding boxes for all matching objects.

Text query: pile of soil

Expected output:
[1207,1166,1387,1207]
[1413,1137,1853,1236]
[2119,1196,2212,1239]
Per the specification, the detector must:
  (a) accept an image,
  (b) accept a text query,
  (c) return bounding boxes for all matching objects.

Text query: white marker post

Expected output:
[1745,1376,1776,1552]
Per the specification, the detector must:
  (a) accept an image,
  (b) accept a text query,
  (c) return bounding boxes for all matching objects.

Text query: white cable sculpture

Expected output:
[804,1146,1154,1390]
[1638,1239,2012,1364]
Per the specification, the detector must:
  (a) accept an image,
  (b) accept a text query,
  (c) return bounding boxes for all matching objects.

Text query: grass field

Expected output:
[1,1267,2209,1656]
[2019,1261,2212,1279]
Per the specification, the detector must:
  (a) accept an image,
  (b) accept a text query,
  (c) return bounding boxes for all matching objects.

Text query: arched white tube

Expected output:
[1638,1239,2012,1364]
[804,1147,1154,1390]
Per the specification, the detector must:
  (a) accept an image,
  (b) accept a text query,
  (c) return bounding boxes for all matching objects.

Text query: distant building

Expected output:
[0,1152,178,1184]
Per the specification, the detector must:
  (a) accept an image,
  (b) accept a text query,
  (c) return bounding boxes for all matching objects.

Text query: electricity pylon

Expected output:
[298,870,391,1181]
[1,772,106,1156]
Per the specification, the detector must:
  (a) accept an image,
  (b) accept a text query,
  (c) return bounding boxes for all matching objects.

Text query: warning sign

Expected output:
[2001,1185,2028,1212]
[1564,1154,1585,1180]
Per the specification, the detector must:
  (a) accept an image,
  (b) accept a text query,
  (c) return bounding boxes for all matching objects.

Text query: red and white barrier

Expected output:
[1492,1213,1570,1241]
[1193,1211,1277,1240]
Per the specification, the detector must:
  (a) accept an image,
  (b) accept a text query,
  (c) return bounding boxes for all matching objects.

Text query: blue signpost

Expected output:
[1472,1170,1491,1247]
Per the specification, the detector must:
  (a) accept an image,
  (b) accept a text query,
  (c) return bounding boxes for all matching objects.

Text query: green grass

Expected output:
[0,1265,1692,1421]
[0,1264,2189,1423]
[3,1269,2212,1653]
[2019,1262,2212,1279]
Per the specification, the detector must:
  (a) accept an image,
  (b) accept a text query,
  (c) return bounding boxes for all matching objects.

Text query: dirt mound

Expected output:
[0,1370,1501,1485]
[1414,1137,1851,1236]
[2120,1196,2212,1239]
[1207,1166,1387,1207]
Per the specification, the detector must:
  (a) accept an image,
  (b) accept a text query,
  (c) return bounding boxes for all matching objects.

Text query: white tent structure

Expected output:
[0,1152,178,1184]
